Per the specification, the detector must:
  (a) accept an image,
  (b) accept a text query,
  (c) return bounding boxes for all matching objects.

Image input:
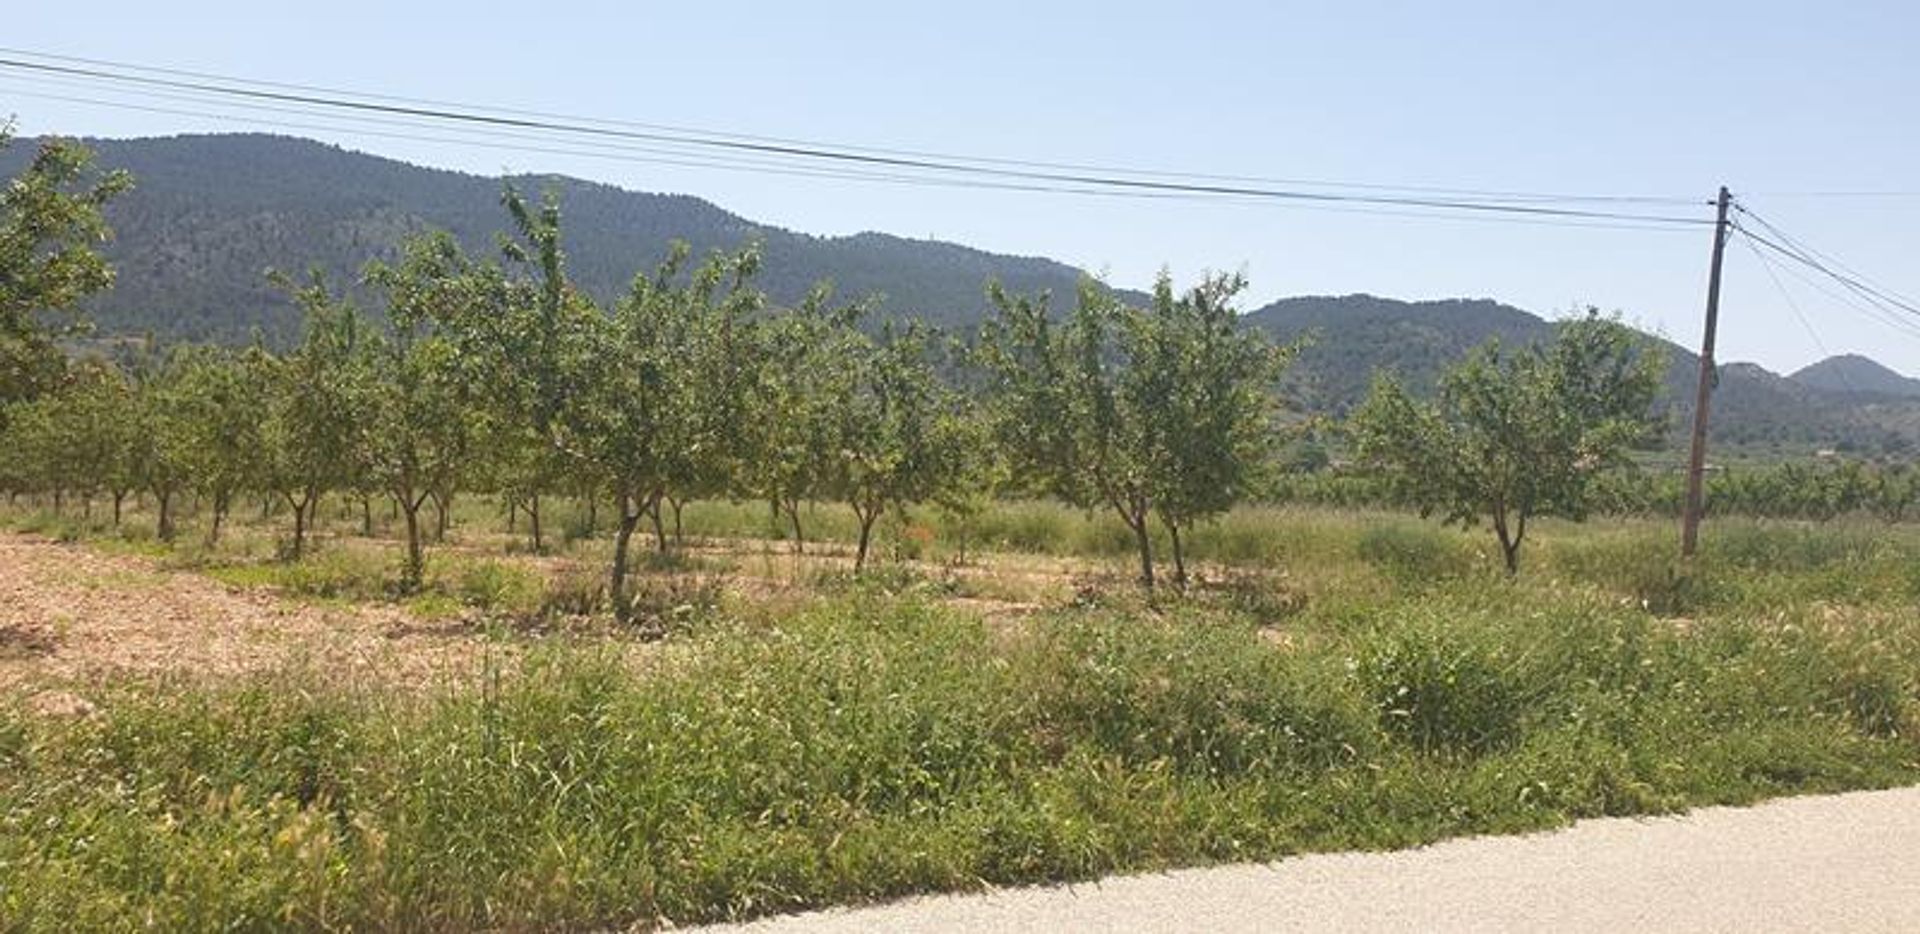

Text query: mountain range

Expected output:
[7,132,1917,458]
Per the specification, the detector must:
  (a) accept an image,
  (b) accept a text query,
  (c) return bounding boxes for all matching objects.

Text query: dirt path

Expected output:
[0,533,493,697]
[704,786,1920,933]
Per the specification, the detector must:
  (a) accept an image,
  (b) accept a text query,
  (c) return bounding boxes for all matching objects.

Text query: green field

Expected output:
[3,499,1917,931]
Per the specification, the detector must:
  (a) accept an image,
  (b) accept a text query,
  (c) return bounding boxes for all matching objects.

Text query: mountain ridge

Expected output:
[1789,354,1920,399]
[8,132,1919,456]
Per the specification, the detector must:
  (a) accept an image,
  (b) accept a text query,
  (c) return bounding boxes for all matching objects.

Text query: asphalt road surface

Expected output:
[702,786,1920,933]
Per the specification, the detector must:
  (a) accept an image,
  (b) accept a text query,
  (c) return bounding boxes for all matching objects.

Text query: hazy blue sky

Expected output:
[7,1,1917,373]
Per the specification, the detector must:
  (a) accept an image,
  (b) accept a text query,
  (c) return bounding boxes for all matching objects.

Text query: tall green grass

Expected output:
[4,591,1915,931]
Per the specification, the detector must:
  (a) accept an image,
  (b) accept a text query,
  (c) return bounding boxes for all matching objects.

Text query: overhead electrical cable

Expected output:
[0,45,1705,207]
[1734,205,1920,312]
[0,81,1710,233]
[1732,223,1920,339]
[0,54,1715,226]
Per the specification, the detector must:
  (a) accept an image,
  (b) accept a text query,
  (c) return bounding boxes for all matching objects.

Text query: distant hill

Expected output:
[0,133,1099,345]
[1790,354,1920,399]
[9,132,1920,458]
[1243,296,1554,413]
[1242,294,1920,457]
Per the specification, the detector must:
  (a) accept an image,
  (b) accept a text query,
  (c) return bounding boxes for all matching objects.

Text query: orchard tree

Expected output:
[1136,273,1293,583]
[743,287,862,553]
[125,349,199,541]
[167,346,269,543]
[262,272,371,559]
[976,273,1289,587]
[827,322,980,572]
[656,245,766,548]
[1349,312,1666,573]
[363,233,484,588]
[0,128,131,410]
[485,188,769,621]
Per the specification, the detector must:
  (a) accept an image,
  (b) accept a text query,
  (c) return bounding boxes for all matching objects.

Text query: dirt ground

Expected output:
[0,529,1086,709]
[0,532,499,698]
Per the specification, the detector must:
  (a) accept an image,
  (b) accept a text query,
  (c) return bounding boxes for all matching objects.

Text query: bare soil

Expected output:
[0,532,495,694]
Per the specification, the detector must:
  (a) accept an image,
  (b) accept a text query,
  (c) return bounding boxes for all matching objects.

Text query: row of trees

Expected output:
[2,132,1685,599]
[0,133,1299,609]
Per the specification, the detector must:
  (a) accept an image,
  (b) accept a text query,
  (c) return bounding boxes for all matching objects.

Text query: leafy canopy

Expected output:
[1349,312,1666,572]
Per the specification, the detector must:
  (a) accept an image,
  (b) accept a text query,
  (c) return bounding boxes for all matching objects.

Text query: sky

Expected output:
[6,0,1918,374]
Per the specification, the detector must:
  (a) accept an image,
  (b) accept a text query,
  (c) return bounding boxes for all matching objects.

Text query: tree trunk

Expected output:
[286,488,315,561]
[112,490,124,527]
[586,496,598,536]
[401,495,426,591]
[854,502,880,573]
[1493,508,1523,575]
[155,489,175,542]
[206,490,229,546]
[786,499,805,555]
[1166,518,1187,588]
[1128,512,1154,589]
[430,491,449,543]
[529,493,543,553]
[669,495,685,545]
[361,496,374,536]
[507,499,517,534]
[611,497,641,623]
[647,494,668,554]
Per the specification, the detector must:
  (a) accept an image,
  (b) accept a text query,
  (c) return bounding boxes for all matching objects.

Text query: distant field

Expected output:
[3,498,1917,930]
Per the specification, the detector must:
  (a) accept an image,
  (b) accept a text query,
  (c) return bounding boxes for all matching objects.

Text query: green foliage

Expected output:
[260,273,373,558]
[1355,523,1476,583]
[976,272,1291,586]
[1349,313,1666,573]
[4,588,1917,929]
[0,130,132,408]
[1358,622,1532,754]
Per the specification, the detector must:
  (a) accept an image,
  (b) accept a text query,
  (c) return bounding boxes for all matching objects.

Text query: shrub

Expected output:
[1358,623,1531,754]
[1020,615,1375,776]
[1550,533,1726,616]
[451,559,543,616]
[1355,523,1474,582]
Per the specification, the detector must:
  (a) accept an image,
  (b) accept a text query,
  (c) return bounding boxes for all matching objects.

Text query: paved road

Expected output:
[702,786,1920,933]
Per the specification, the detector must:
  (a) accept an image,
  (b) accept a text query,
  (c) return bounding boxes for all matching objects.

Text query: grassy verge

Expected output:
[4,588,1915,931]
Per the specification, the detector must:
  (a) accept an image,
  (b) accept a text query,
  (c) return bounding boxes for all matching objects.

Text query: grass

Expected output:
[4,591,1918,930]
[3,497,1920,929]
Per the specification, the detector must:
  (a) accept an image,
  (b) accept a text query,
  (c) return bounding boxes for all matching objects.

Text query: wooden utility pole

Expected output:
[1681,186,1733,557]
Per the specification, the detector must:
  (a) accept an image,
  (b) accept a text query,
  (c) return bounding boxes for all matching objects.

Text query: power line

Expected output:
[0,45,1706,208]
[0,81,1716,234]
[1732,221,1920,339]
[1733,225,1857,387]
[0,53,1716,226]
[1734,218,1920,327]
[1734,205,1920,312]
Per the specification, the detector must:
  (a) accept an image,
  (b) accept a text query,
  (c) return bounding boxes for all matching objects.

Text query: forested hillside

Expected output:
[1244,295,1920,457]
[10,131,1920,457]
[0,133,1098,345]
[1790,354,1920,399]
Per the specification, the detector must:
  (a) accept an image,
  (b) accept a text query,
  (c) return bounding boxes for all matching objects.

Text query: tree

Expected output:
[1135,273,1293,584]
[362,233,485,588]
[0,128,132,410]
[825,322,980,572]
[976,273,1288,587]
[166,346,269,544]
[477,188,769,622]
[742,287,860,555]
[261,272,371,559]
[1348,313,1666,573]
[125,348,199,542]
